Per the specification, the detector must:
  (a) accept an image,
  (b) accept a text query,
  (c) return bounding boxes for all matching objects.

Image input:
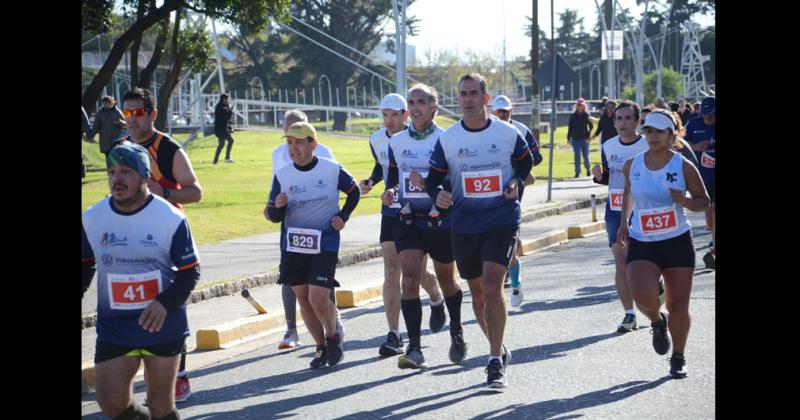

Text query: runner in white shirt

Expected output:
[616,109,710,379]
[359,94,445,359]
[269,110,343,351]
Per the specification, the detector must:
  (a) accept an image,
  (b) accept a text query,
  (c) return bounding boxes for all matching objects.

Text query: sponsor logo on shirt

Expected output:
[113,256,158,266]
[101,233,127,247]
[457,147,479,158]
[401,149,419,159]
[487,144,501,154]
[101,254,114,267]
[631,171,641,181]
[139,234,159,247]
[666,172,678,183]
[288,185,307,194]
[314,179,328,189]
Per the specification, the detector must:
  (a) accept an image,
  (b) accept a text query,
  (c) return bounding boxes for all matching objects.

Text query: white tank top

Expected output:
[629,152,691,242]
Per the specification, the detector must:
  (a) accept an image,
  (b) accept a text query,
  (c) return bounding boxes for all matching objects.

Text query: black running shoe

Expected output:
[669,354,688,378]
[379,332,405,357]
[503,271,511,289]
[448,330,468,364]
[703,251,715,270]
[617,313,638,333]
[310,345,328,369]
[429,302,447,333]
[398,345,427,369]
[486,358,507,389]
[650,312,671,355]
[326,334,344,367]
[501,344,512,369]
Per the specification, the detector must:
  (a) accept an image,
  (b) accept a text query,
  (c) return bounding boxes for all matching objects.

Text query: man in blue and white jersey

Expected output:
[380,85,465,369]
[81,141,200,420]
[270,109,343,351]
[359,93,445,358]
[266,122,360,369]
[684,96,716,269]
[591,100,660,334]
[426,73,533,390]
[491,94,543,308]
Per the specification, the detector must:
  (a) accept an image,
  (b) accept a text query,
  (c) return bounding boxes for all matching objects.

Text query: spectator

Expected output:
[592,99,618,144]
[677,99,692,126]
[88,96,127,157]
[654,97,667,109]
[213,93,235,164]
[567,98,594,177]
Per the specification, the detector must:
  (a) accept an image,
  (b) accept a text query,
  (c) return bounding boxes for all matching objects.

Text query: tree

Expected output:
[81,0,293,116]
[622,66,684,104]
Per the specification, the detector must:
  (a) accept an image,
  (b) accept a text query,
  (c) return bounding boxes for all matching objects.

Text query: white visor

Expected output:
[641,112,675,131]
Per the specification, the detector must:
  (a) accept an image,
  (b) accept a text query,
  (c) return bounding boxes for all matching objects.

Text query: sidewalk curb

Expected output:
[81,195,608,330]
[567,221,606,239]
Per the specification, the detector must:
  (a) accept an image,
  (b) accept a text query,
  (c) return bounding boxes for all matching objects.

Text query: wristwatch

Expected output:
[163,188,171,200]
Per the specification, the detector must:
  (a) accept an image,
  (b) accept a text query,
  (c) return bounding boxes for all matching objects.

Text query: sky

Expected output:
[405,0,715,61]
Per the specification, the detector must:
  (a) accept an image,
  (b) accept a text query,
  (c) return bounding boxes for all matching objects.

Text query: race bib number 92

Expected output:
[462,169,502,198]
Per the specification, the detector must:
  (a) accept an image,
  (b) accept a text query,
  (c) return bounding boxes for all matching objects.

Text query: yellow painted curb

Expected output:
[336,282,384,308]
[520,230,569,254]
[567,221,606,239]
[196,311,296,350]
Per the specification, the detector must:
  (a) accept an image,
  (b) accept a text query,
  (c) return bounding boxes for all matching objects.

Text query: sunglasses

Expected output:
[123,108,151,118]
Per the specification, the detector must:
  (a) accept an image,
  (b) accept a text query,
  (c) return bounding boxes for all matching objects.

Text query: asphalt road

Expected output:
[82,211,715,419]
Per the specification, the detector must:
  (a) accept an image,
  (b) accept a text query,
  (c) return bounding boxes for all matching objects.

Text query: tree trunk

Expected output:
[129,0,147,89]
[155,9,184,131]
[140,16,171,89]
[82,0,179,116]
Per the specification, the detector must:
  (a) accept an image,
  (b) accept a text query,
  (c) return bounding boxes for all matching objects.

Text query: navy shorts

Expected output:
[380,215,397,243]
[278,251,341,289]
[627,231,695,270]
[392,223,454,263]
[605,210,622,246]
[95,337,185,364]
[452,225,520,280]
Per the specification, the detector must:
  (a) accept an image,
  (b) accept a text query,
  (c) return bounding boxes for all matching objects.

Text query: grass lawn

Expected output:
[82,121,601,246]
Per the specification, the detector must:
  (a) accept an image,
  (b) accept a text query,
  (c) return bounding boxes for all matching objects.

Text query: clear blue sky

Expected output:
[406,0,715,60]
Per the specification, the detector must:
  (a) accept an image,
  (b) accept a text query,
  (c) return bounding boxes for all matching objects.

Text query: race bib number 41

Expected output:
[108,270,162,310]
[286,227,322,254]
[462,169,502,198]
[639,206,678,236]
[402,171,428,198]
[609,189,624,211]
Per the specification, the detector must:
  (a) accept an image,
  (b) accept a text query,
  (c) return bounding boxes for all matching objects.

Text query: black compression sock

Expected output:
[401,298,423,345]
[444,290,463,333]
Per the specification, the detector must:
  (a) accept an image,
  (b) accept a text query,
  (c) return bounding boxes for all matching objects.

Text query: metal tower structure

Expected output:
[680,22,710,98]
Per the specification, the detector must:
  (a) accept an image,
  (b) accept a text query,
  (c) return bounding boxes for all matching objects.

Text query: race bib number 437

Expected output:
[286,227,322,254]
[462,169,502,198]
[639,206,678,236]
[108,270,162,310]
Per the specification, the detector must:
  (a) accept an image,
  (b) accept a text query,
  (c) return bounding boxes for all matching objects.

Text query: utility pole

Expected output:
[391,0,407,96]
[530,0,540,140]
[547,0,556,202]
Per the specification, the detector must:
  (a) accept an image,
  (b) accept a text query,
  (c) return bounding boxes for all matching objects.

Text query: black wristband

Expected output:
[163,188,171,200]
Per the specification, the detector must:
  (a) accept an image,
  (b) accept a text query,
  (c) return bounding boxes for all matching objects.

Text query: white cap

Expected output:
[640,112,675,131]
[379,93,407,111]
[491,95,512,111]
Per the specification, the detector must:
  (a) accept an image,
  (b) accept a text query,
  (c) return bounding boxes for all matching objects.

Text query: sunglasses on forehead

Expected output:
[123,108,151,118]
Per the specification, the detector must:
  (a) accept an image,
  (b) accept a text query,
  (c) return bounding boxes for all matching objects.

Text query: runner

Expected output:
[426,73,533,389]
[82,141,200,419]
[265,122,360,369]
[360,93,446,358]
[617,109,710,378]
[380,85,465,369]
[270,110,345,350]
[120,87,202,402]
[591,100,663,333]
[684,97,715,269]
[490,95,543,308]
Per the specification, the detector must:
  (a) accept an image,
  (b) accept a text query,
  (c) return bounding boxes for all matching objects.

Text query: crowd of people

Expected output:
[81,80,715,417]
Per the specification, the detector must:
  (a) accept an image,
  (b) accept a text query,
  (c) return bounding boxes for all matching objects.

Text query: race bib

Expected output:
[639,206,678,236]
[462,169,502,198]
[609,189,624,211]
[286,227,322,254]
[389,192,401,209]
[701,152,715,169]
[107,270,162,310]
[401,171,428,198]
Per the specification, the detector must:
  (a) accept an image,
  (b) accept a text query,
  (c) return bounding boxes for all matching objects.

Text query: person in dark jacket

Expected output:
[88,96,127,156]
[213,93,235,164]
[567,97,594,177]
[677,99,693,126]
[592,100,618,144]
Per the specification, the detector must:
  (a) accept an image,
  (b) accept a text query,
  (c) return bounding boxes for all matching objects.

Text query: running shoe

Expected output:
[278,330,300,349]
[398,345,427,369]
[379,332,405,357]
[175,375,191,402]
[501,344,512,369]
[651,312,671,355]
[309,345,328,369]
[429,302,447,333]
[486,358,507,389]
[669,354,688,378]
[703,251,715,270]
[510,288,523,308]
[448,331,468,364]
[326,334,344,367]
[617,313,637,333]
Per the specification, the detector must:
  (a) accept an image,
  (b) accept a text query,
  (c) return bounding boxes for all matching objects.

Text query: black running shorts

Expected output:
[94,337,186,364]
[380,215,397,243]
[452,225,520,280]
[392,223,454,263]
[627,230,695,270]
[278,251,341,289]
